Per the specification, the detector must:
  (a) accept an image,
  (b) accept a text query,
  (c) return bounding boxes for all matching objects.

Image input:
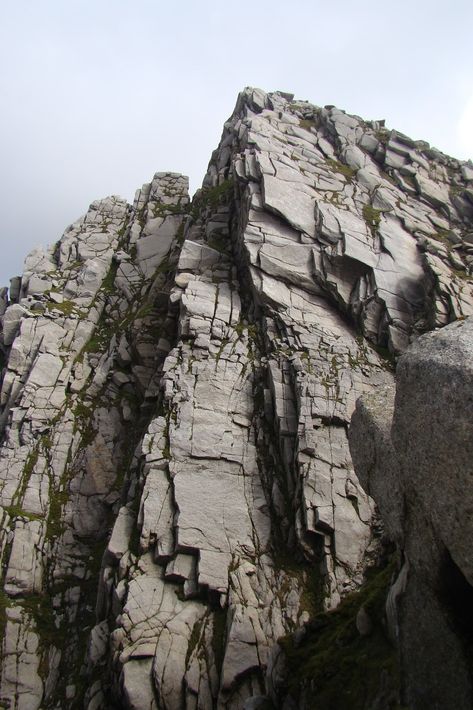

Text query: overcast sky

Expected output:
[1,0,472,286]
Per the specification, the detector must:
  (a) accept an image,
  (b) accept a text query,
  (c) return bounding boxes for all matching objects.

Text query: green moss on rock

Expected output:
[278,557,400,709]
[363,204,382,236]
[326,158,356,182]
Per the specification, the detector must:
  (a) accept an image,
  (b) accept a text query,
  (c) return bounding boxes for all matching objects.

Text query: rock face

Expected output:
[0,88,472,709]
[350,317,473,710]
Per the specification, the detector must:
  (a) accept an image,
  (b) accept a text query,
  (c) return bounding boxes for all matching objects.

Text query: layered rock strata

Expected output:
[350,317,473,710]
[0,88,472,708]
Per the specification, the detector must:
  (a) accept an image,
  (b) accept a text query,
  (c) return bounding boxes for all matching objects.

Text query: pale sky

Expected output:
[1,0,472,286]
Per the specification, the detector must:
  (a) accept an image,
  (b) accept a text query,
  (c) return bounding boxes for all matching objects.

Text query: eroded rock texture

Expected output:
[350,317,473,710]
[0,88,472,709]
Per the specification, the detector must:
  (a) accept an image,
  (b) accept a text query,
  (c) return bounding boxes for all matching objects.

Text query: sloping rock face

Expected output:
[0,88,472,708]
[350,317,473,710]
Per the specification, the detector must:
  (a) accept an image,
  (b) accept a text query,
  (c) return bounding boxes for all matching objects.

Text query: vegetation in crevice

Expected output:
[211,606,228,675]
[190,179,234,219]
[101,260,119,295]
[277,555,401,709]
[300,118,317,131]
[326,158,356,182]
[207,230,231,254]
[363,204,382,237]
[151,199,187,219]
[45,299,79,317]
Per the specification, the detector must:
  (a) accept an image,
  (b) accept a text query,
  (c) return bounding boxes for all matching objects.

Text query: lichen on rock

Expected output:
[0,88,472,709]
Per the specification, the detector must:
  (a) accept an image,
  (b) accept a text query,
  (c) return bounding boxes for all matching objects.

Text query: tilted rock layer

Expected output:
[0,88,472,709]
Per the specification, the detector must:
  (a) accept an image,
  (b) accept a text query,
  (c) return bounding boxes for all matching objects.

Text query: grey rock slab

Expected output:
[4,520,45,595]
[164,553,196,583]
[23,246,56,278]
[21,468,50,517]
[258,244,318,291]
[341,145,367,170]
[371,186,398,212]
[2,304,30,346]
[139,466,175,560]
[152,601,206,710]
[27,352,64,389]
[393,317,473,585]
[0,616,43,710]
[385,150,406,169]
[107,507,135,562]
[262,174,316,236]
[317,136,336,158]
[377,214,424,278]
[414,173,451,210]
[314,201,342,243]
[349,385,403,543]
[359,133,379,154]
[349,317,473,709]
[25,274,53,296]
[461,163,473,181]
[120,658,157,710]
[136,215,181,278]
[88,621,109,665]
[65,257,110,300]
[356,167,383,191]
[9,276,22,302]
[172,460,256,561]
[0,287,8,316]
[327,108,362,145]
[177,240,223,273]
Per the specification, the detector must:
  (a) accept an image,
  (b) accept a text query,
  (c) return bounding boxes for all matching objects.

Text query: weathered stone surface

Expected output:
[350,317,473,710]
[2,304,29,346]
[393,318,473,583]
[0,173,190,708]
[0,611,43,710]
[0,88,471,709]
[349,385,404,543]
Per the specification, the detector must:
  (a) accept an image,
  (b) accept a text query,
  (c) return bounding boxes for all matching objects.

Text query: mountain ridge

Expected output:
[0,87,472,709]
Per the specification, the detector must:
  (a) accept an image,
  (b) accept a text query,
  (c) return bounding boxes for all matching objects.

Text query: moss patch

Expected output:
[274,552,325,620]
[101,261,118,294]
[326,158,356,182]
[363,204,382,236]
[3,506,43,522]
[45,300,79,317]
[46,487,68,540]
[0,591,12,631]
[300,118,317,131]
[278,557,400,709]
[207,232,230,254]
[151,200,187,218]
[191,179,234,218]
[23,448,39,480]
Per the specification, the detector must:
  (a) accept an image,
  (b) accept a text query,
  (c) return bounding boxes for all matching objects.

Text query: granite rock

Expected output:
[350,317,473,710]
[0,88,471,709]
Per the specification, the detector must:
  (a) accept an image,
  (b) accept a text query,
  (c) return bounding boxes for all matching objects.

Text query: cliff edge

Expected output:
[0,88,472,709]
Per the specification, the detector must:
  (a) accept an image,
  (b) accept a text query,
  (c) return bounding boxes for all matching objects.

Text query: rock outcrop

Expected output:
[0,87,472,708]
[350,317,473,710]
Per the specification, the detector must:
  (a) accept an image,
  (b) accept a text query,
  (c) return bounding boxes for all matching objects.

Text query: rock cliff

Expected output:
[350,317,473,710]
[0,87,472,709]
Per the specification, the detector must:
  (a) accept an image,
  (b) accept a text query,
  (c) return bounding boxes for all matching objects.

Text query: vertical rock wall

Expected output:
[0,174,190,708]
[349,317,473,710]
[0,88,472,708]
